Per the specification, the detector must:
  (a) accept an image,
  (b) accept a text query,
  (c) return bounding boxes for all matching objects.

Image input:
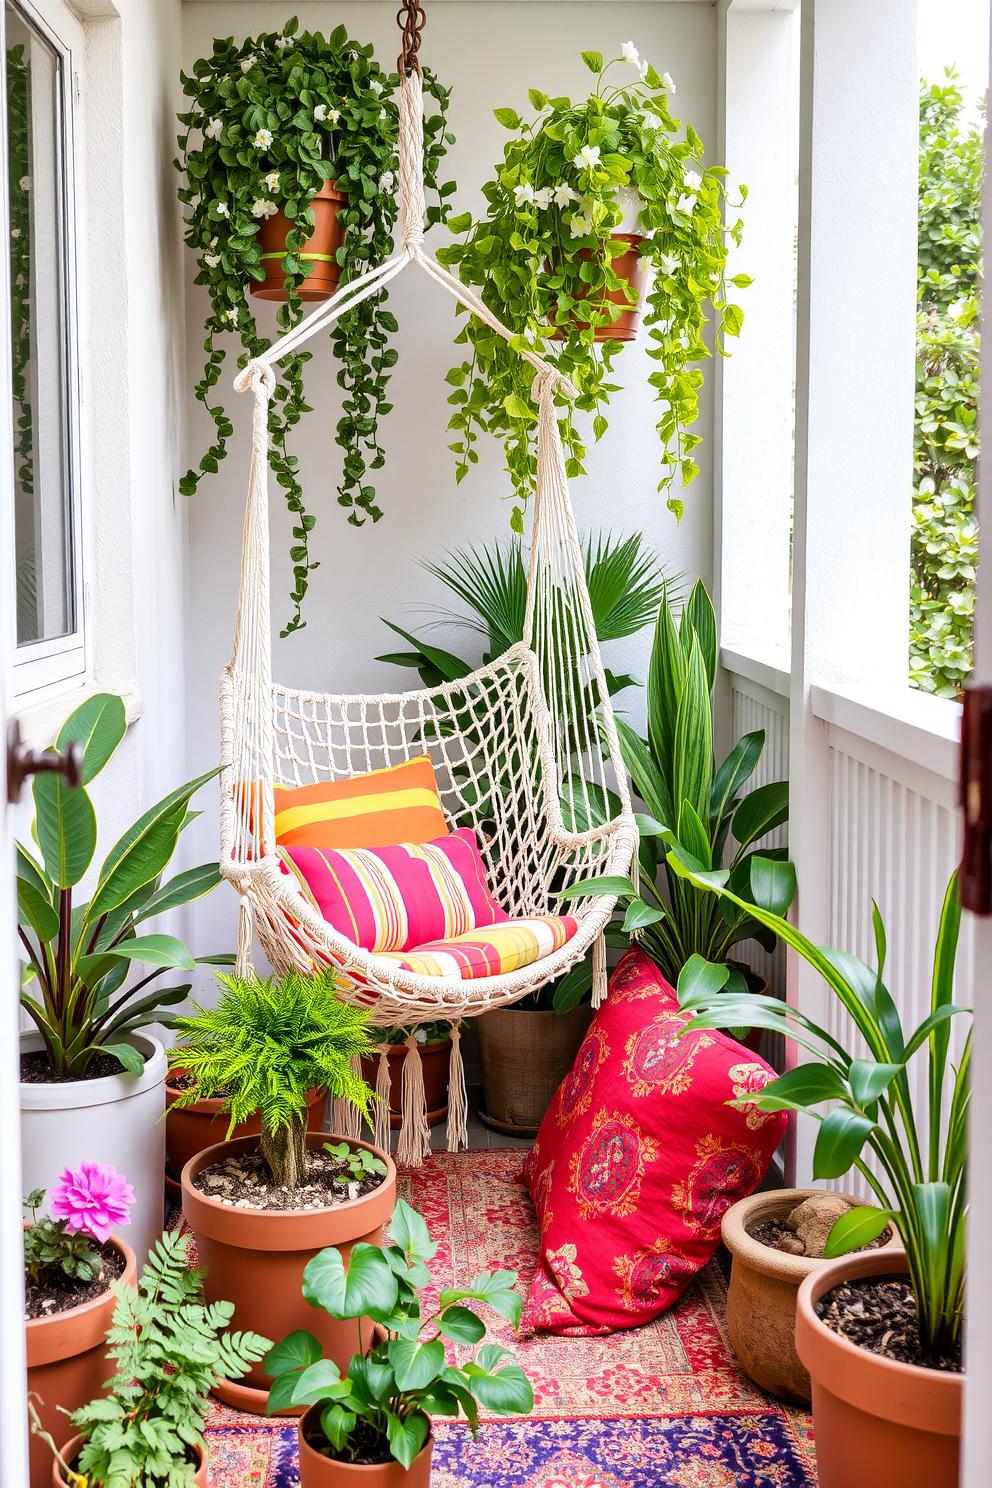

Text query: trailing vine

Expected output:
[176,21,455,633]
[8,42,34,631]
[436,44,746,529]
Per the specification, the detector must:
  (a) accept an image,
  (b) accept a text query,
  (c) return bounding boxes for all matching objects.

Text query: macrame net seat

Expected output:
[219,70,638,1160]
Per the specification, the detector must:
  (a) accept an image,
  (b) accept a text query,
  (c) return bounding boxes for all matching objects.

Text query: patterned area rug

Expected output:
[203,1150,816,1486]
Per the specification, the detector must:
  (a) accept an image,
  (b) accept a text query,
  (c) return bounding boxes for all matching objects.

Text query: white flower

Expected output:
[18,175,30,191]
[203,253,221,267]
[572,144,601,172]
[10,227,19,239]
[204,118,223,141]
[209,236,218,249]
[660,253,679,276]
[569,212,594,238]
[532,186,553,209]
[326,108,341,125]
[251,199,278,219]
[253,129,274,150]
[215,201,230,218]
[275,35,292,50]
[523,325,538,345]
[378,170,395,192]
[674,193,696,215]
[240,54,256,73]
[414,1028,427,1043]
[684,169,702,192]
[263,171,280,192]
[313,104,328,122]
[621,41,641,68]
[662,72,676,93]
[369,79,383,95]
[552,183,578,208]
[224,308,239,323]
[513,181,536,206]
[638,61,650,82]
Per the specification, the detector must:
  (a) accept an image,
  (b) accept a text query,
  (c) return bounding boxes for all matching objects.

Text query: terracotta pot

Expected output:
[795,1249,962,1488]
[722,1188,898,1404]
[549,234,646,342]
[27,1235,137,1488]
[298,1406,432,1488]
[360,1041,451,1130]
[54,1437,207,1487]
[477,1003,593,1136]
[165,1074,326,1186]
[181,1132,396,1413]
[251,180,347,302]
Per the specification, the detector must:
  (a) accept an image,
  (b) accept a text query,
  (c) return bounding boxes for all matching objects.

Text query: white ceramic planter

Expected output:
[19,1031,167,1266]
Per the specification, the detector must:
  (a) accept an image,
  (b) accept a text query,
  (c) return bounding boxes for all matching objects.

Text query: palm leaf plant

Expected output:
[167,968,377,1189]
[17,694,230,1080]
[265,1198,533,1467]
[559,580,793,1008]
[670,856,968,1359]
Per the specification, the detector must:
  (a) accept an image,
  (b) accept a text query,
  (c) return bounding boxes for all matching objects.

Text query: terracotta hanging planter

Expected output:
[795,1249,962,1488]
[54,1437,207,1487]
[164,1074,326,1198]
[27,1235,137,1488]
[549,233,646,343]
[180,1132,396,1415]
[476,1004,593,1136]
[722,1189,898,1404]
[298,1406,432,1488]
[251,180,348,303]
[360,1040,451,1131]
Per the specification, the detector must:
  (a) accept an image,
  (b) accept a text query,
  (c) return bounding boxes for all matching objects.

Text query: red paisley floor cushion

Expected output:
[521,948,787,1335]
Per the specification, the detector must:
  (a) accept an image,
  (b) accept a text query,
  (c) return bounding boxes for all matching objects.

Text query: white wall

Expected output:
[181,2,720,963]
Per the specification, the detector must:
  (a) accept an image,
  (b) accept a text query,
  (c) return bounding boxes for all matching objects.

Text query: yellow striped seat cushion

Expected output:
[272,756,449,850]
[377,915,579,980]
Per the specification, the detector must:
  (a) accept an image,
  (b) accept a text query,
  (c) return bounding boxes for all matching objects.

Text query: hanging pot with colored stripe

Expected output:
[251,181,347,302]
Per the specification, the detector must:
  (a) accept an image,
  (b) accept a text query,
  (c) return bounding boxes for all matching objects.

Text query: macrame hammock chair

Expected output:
[220,44,638,1166]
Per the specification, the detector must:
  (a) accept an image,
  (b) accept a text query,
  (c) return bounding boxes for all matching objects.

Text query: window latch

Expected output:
[961,685,992,914]
[6,717,82,804]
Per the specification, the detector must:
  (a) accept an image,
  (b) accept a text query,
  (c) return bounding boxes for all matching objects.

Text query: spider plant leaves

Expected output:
[55,692,126,785]
[710,730,764,831]
[33,774,97,888]
[812,1107,876,1181]
[615,718,671,827]
[673,637,713,827]
[646,585,685,796]
[823,1206,897,1260]
[732,781,788,851]
[679,579,717,692]
[303,1243,399,1321]
[676,800,711,871]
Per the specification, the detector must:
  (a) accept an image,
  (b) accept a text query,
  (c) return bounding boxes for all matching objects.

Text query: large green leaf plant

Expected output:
[176,21,455,633]
[265,1199,533,1467]
[17,694,230,1079]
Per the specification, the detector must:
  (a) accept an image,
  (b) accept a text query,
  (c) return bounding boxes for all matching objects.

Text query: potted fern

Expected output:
[265,1199,533,1485]
[436,43,747,529]
[177,20,455,634]
[34,1229,269,1488]
[175,968,395,1413]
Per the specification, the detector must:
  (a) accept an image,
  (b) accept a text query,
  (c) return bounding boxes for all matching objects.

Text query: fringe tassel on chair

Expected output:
[446,1021,468,1154]
[330,1053,365,1140]
[236,897,254,977]
[591,931,608,1009]
[373,1044,393,1156]
[395,1035,431,1168]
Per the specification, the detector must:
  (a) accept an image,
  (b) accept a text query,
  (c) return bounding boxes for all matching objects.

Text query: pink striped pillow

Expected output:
[277,827,508,954]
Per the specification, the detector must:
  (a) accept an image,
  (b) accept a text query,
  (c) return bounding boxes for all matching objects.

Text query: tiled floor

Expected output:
[430,1084,534,1151]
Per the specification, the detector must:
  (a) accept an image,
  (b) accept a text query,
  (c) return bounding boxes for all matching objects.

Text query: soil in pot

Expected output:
[298,1405,432,1488]
[25,1239,126,1321]
[165,1073,326,1182]
[191,1145,385,1212]
[54,1438,207,1488]
[251,180,347,302]
[816,1275,962,1373]
[748,1192,892,1259]
[20,1051,128,1083]
[360,1040,451,1130]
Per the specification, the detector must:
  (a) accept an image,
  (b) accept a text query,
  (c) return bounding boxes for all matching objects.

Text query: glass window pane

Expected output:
[6,3,74,647]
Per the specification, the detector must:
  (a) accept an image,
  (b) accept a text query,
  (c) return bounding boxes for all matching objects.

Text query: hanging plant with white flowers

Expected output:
[177,20,455,633]
[437,44,748,530]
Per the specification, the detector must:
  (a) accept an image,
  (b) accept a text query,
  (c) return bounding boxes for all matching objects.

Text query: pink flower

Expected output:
[49,1162,135,1244]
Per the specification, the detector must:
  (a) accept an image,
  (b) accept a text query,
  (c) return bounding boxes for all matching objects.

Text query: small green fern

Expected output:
[168,968,376,1186]
[70,1229,269,1487]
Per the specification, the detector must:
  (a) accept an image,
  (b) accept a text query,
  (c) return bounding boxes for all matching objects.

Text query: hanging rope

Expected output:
[397,0,427,77]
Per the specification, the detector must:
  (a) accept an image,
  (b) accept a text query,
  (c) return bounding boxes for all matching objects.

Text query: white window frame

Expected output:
[3,0,87,705]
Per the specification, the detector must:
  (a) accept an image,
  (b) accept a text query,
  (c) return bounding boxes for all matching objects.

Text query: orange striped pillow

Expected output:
[272,756,449,850]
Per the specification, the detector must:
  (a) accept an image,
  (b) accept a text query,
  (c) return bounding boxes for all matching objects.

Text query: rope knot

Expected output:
[531,366,579,405]
[234,358,276,397]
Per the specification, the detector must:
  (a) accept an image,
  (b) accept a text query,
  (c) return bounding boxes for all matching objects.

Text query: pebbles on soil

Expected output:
[191,1147,384,1211]
[748,1215,891,1256]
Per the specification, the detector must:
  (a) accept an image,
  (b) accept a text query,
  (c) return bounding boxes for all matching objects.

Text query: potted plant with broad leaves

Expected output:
[16,692,231,1266]
[265,1198,533,1486]
[176,966,395,1413]
[671,857,967,1488]
[558,580,793,1047]
[177,22,455,634]
[436,43,747,530]
[378,530,676,1132]
[32,1228,269,1488]
[23,1167,136,1488]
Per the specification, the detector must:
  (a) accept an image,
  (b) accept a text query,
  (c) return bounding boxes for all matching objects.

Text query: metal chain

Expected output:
[396,0,427,77]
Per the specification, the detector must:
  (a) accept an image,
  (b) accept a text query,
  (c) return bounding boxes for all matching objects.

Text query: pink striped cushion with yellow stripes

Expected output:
[377,915,579,980]
[278,828,507,954]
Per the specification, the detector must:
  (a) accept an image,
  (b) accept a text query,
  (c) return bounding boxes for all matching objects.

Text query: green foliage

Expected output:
[673,863,968,1358]
[323,1141,388,1185]
[435,48,746,525]
[561,581,793,1007]
[23,1190,101,1289]
[168,967,376,1186]
[378,1020,459,1045]
[176,24,455,634]
[69,1230,270,1487]
[8,44,32,543]
[910,74,982,697]
[16,694,228,1080]
[265,1198,533,1466]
